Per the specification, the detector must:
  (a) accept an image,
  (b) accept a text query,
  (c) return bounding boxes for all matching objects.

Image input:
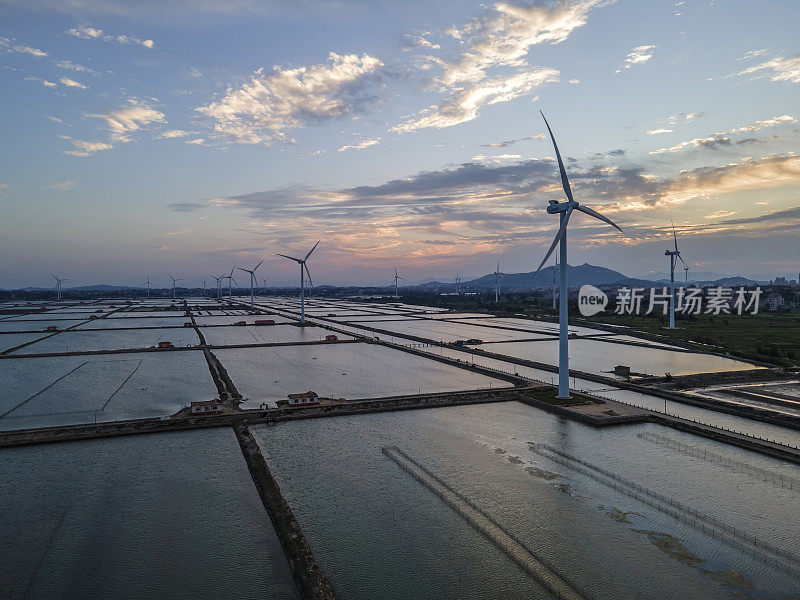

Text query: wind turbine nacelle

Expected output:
[546,200,575,214]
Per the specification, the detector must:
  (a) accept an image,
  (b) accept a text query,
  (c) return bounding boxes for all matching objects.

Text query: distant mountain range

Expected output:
[413,263,761,291]
[2,266,763,293]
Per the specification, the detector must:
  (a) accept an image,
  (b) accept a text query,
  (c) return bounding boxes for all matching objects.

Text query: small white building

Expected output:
[287,391,319,405]
[190,399,222,414]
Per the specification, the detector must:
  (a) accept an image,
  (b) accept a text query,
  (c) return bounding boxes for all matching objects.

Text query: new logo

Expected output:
[578,284,608,316]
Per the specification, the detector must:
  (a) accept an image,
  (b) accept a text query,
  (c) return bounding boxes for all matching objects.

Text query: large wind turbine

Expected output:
[665,219,685,329]
[236,260,263,309]
[392,267,405,299]
[51,274,66,301]
[534,111,623,399]
[277,241,319,325]
[494,261,501,302]
[169,274,181,299]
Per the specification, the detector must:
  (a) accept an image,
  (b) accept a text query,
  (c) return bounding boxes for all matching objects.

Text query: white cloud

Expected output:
[0,37,48,57]
[650,114,795,154]
[646,128,674,135]
[401,34,440,51]
[394,68,559,132]
[59,77,88,89]
[196,52,384,144]
[67,25,154,49]
[185,138,206,145]
[616,44,655,72]
[156,129,189,139]
[338,137,381,152]
[55,60,99,75]
[471,153,522,162]
[25,76,57,87]
[61,137,113,157]
[46,115,71,126]
[394,1,605,132]
[48,179,77,191]
[736,55,800,84]
[88,99,166,142]
[568,78,580,84]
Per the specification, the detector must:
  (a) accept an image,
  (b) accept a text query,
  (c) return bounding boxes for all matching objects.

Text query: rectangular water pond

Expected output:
[0,428,300,600]
[215,342,508,407]
[13,328,201,354]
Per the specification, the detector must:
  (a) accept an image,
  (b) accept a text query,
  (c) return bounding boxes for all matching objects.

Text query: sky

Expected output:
[1,0,799,289]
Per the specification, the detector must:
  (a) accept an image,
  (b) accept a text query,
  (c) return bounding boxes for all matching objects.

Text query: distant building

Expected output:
[157,341,174,348]
[773,276,788,285]
[287,391,319,405]
[325,334,338,341]
[254,319,275,326]
[190,399,222,414]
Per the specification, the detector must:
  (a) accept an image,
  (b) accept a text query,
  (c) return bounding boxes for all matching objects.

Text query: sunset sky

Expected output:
[1,0,798,288]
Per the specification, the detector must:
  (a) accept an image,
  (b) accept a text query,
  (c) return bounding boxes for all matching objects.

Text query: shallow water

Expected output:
[253,401,800,599]
[0,428,299,600]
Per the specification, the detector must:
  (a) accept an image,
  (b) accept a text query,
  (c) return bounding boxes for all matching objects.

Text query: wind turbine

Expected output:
[455,273,461,295]
[277,241,319,325]
[534,111,623,399]
[145,276,151,298]
[236,260,263,309]
[665,219,685,329]
[223,268,237,302]
[494,261,501,302]
[684,264,690,283]
[211,275,223,300]
[392,267,405,299]
[51,274,66,301]
[169,274,181,299]
[262,278,267,296]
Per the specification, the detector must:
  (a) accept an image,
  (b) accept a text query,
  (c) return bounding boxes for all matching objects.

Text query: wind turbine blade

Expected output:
[304,240,320,261]
[535,207,573,273]
[254,260,263,271]
[276,253,302,263]
[677,253,686,267]
[540,111,574,204]
[671,218,679,253]
[576,205,623,233]
[304,263,313,288]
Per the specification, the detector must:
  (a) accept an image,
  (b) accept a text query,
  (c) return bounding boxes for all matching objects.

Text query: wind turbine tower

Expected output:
[51,274,66,301]
[552,255,558,310]
[211,275,223,300]
[665,220,685,329]
[684,264,690,284]
[168,275,182,299]
[494,261,501,303]
[277,241,319,325]
[145,276,151,298]
[201,278,209,298]
[236,260,263,309]
[223,268,237,302]
[392,268,405,299]
[455,273,461,295]
[535,111,623,399]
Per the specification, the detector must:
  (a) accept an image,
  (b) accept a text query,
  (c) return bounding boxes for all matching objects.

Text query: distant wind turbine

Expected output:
[684,264,690,283]
[145,276,151,298]
[51,274,67,301]
[392,267,405,299]
[534,111,623,399]
[494,261,501,302]
[223,268,237,302]
[211,275,224,300]
[201,278,209,298]
[236,260,263,309]
[168,274,181,299]
[277,240,319,325]
[665,219,685,329]
[455,272,461,295]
